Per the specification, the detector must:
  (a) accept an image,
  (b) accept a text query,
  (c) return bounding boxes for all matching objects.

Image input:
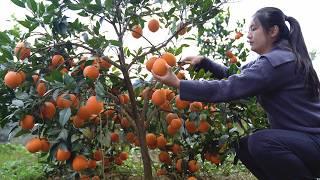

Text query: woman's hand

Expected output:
[179,56,204,66]
[152,64,181,88]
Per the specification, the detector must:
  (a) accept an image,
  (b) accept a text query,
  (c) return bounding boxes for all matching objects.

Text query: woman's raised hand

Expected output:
[178,56,204,66]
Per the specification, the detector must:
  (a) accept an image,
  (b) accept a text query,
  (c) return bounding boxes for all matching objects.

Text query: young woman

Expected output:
[152,7,320,179]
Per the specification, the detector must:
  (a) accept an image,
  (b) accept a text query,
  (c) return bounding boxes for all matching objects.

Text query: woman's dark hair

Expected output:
[254,7,320,99]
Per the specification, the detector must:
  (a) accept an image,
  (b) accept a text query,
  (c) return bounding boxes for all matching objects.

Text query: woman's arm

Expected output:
[194,57,229,79]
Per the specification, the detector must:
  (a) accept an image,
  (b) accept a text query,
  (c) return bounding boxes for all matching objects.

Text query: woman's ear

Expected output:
[270,25,279,38]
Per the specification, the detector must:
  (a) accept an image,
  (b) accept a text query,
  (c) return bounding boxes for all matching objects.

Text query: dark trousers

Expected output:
[235,129,320,180]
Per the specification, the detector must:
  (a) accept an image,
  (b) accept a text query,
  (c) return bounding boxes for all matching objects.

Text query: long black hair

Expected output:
[254,7,320,99]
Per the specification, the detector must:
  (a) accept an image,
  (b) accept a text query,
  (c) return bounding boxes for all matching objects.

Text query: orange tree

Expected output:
[0,0,268,179]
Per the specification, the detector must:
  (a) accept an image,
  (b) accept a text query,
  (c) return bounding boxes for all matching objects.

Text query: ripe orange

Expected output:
[145,56,157,72]
[156,135,167,149]
[69,94,79,108]
[99,57,112,69]
[210,154,221,165]
[175,95,190,110]
[146,133,157,148]
[126,132,135,143]
[40,138,50,152]
[83,65,99,80]
[56,148,71,161]
[25,137,42,153]
[198,120,210,133]
[92,176,100,180]
[225,50,234,59]
[86,96,104,115]
[52,54,64,67]
[132,25,143,39]
[4,71,22,89]
[166,113,179,124]
[151,89,166,106]
[77,106,91,120]
[114,156,123,165]
[119,151,129,161]
[88,159,97,169]
[170,118,182,129]
[36,82,46,96]
[176,159,182,172]
[161,52,176,67]
[32,74,39,84]
[104,109,115,118]
[158,151,171,164]
[159,100,172,112]
[185,120,197,134]
[56,94,73,109]
[72,155,88,171]
[187,176,197,180]
[171,144,182,155]
[14,41,30,60]
[40,102,56,119]
[235,32,243,39]
[20,115,34,130]
[189,101,203,112]
[152,58,168,76]
[93,149,103,161]
[118,94,130,104]
[176,70,185,80]
[188,160,199,173]
[148,19,160,32]
[18,71,26,82]
[120,117,130,128]
[164,89,175,101]
[111,132,119,142]
[72,115,85,128]
[167,125,178,135]
[230,56,238,64]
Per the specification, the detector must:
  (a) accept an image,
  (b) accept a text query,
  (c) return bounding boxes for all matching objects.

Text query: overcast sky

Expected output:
[0,0,319,75]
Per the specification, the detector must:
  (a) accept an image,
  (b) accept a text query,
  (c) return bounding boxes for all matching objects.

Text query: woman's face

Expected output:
[247,19,274,55]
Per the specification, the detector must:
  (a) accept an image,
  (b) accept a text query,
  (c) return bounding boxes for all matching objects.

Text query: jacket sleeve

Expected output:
[194,57,229,79]
[179,57,282,103]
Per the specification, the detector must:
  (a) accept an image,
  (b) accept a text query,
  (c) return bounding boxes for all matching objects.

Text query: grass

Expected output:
[0,143,45,180]
[0,144,256,180]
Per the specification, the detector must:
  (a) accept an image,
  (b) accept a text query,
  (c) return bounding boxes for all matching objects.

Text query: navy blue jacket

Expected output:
[180,40,320,133]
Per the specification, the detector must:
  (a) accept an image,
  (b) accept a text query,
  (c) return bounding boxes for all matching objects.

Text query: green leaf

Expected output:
[13,129,30,138]
[18,20,31,29]
[38,2,45,16]
[0,33,10,44]
[57,129,69,141]
[67,3,82,10]
[26,0,37,12]
[11,0,25,8]
[59,108,71,127]
[95,81,106,98]
[45,70,63,82]
[109,40,121,46]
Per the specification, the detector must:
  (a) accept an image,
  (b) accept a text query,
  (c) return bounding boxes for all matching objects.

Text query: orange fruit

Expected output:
[188,160,199,173]
[170,118,182,129]
[148,19,160,32]
[20,115,34,130]
[159,100,172,111]
[114,156,123,165]
[92,176,100,180]
[18,71,26,82]
[210,154,221,165]
[126,132,135,143]
[132,25,143,38]
[161,52,176,67]
[111,132,119,142]
[118,94,130,104]
[99,57,112,69]
[120,117,130,128]
[88,159,97,169]
[185,120,197,134]
[72,155,88,171]
[166,113,179,124]
[167,125,178,135]
[32,74,39,84]
[86,96,104,115]
[40,102,56,119]
[164,89,175,101]
[176,70,185,80]
[52,55,64,67]
[175,95,190,110]
[4,71,22,89]
[40,138,50,152]
[156,135,167,149]
[225,50,234,58]
[119,151,129,160]
[56,148,71,161]
[14,41,30,60]
[25,137,42,153]
[172,144,182,155]
[146,133,157,148]
[36,82,46,96]
[69,94,79,108]
[83,65,99,80]
[189,102,203,112]
[187,176,197,180]
[176,159,182,172]
[145,56,157,72]
[152,58,168,76]
[198,120,210,133]
[235,32,243,39]
[93,149,103,161]
[230,56,238,64]
[72,116,85,128]
[104,109,115,118]
[151,89,166,106]
[158,151,171,164]
[77,106,91,120]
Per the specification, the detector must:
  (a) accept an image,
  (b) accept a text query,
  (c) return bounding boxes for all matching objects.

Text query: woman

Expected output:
[152,7,320,180]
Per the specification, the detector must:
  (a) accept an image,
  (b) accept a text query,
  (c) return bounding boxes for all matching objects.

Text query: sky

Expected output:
[0,0,319,76]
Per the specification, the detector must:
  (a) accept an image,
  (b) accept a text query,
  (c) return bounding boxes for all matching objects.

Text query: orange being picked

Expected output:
[161,52,176,67]
[152,58,168,76]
